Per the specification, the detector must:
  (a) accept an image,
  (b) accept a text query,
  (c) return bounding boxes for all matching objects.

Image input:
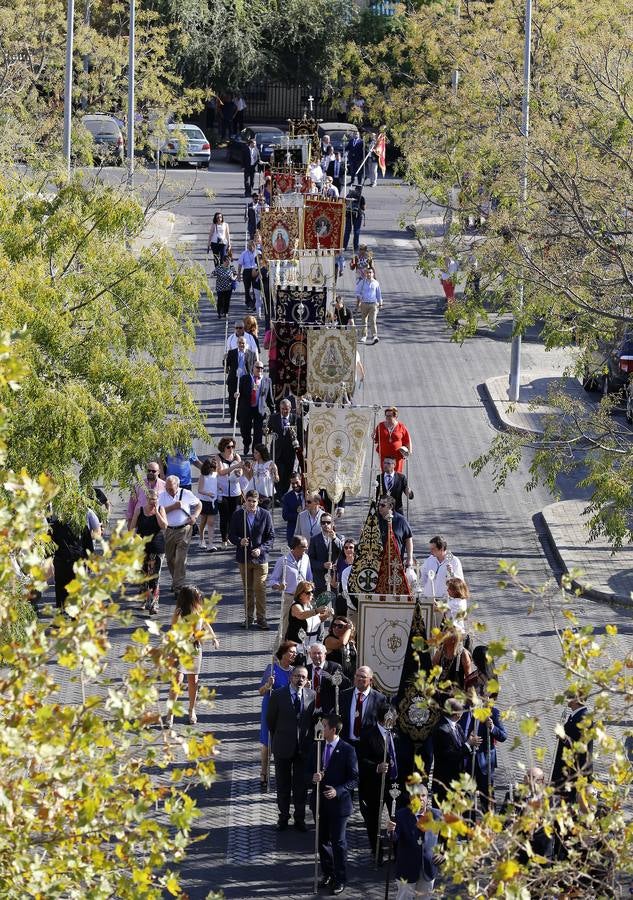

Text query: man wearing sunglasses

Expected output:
[294,492,324,541]
[225,320,258,354]
[308,514,344,595]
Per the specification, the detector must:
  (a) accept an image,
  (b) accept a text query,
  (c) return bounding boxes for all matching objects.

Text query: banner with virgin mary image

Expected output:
[307,327,357,400]
[302,198,345,250]
[269,323,307,401]
[305,404,372,503]
[260,208,300,260]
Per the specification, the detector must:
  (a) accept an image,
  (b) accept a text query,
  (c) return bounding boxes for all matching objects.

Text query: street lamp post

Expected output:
[62,0,75,177]
[127,0,135,186]
[509,0,533,402]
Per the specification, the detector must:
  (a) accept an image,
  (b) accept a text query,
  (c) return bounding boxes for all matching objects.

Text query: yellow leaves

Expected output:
[165,874,181,896]
[519,717,540,739]
[494,859,521,882]
[131,627,150,645]
[605,623,618,636]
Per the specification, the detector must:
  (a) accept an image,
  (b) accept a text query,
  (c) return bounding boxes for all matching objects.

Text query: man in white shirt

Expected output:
[269,536,313,637]
[158,475,202,598]
[243,138,260,196]
[355,266,383,344]
[225,320,258,354]
[420,535,463,599]
[339,666,387,746]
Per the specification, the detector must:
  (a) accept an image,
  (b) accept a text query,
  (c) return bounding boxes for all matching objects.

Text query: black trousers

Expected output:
[242,269,255,308]
[219,495,241,542]
[53,557,77,609]
[359,777,389,851]
[217,289,232,318]
[318,811,349,884]
[238,406,265,455]
[275,753,307,822]
[244,164,257,193]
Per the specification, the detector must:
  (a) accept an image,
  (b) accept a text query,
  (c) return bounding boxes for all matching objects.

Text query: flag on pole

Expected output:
[374,132,387,177]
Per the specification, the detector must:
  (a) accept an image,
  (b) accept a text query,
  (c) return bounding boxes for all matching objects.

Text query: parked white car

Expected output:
[160,124,211,168]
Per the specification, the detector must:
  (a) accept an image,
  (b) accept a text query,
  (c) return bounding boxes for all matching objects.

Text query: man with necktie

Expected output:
[242,137,261,196]
[268,398,301,498]
[431,698,481,804]
[345,132,365,185]
[311,714,359,895]
[228,490,275,629]
[225,337,257,425]
[551,690,593,801]
[306,643,348,719]
[327,151,344,192]
[236,361,273,457]
[338,666,387,748]
[357,702,400,862]
[375,457,414,514]
[266,666,315,831]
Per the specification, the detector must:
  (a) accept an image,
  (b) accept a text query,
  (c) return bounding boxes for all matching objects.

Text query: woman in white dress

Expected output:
[207,211,231,264]
[244,443,278,510]
[165,586,219,726]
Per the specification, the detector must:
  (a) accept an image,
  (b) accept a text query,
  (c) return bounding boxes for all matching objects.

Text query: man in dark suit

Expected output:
[281,475,304,545]
[267,666,315,831]
[242,138,261,196]
[268,398,301,498]
[460,697,507,811]
[228,490,275,629]
[306,643,349,718]
[236,361,274,457]
[431,698,481,804]
[345,133,365,185]
[387,783,444,897]
[551,692,593,800]
[225,337,257,425]
[375,456,414,515]
[311,714,359,895]
[357,701,400,860]
[338,666,387,748]
[326,151,344,191]
[308,514,344,595]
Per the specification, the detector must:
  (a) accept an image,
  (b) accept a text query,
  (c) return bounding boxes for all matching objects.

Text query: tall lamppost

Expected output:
[127,0,135,186]
[509,0,533,401]
[62,0,75,177]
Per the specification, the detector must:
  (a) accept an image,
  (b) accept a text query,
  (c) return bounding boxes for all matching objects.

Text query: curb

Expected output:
[541,502,633,609]
[482,378,543,435]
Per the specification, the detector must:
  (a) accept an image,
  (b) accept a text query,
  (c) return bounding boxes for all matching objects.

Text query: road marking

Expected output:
[176,233,201,242]
[392,237,417,249]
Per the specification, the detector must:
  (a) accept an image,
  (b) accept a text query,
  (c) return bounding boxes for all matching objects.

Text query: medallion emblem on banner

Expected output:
[275,287,326,325]
[302,198,345,250]
[260,208,300,260]
[307,328,357,401]
[305,405,372,503]
[269,323,307,401]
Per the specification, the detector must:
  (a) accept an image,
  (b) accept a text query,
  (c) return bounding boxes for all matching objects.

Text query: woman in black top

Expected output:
[130,488,167,615]
[324,615,358,680]
[211,253,237,319]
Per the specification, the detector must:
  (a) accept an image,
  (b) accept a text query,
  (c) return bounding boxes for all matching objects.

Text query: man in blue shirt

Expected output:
[238,240,259,310]
[355,267,383,345]
[163,449,202,491]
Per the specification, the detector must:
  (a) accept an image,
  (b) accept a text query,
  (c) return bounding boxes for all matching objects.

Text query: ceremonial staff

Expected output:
[486,724,493,812]
[242,502,249,630]
[386,507,394,594]
[375,707,396,866]
[232,387,240,441]
[313,718,325,894]
[383,783,401,900]
[405,456,410,522]
[266,553,288,790]
[222,317,229,419]
[331,668,343,715]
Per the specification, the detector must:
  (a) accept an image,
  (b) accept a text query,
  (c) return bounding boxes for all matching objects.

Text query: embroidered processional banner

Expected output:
[356,595,433,697]
[302,198,345,250]
[396,600,440,743]
[270,323,307,401]
[306,405,372,503]
[269,253,336,296]
[271,170,298,194]
[374,529,411,596]
[347,502,383,599]
[306,327,356,401]
[275,287,327,325]
[260,208,299,260]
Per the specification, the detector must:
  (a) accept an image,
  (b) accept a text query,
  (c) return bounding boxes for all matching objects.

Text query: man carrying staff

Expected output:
[228,490,275,630]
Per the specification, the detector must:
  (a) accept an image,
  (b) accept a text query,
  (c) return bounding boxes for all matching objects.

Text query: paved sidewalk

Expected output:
[484,373,633,606]
[484,372,590,435]
[542,500,633,607]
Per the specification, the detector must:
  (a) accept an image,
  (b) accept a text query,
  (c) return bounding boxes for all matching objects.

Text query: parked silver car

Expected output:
[160,124,211,168]
[82,114,125,165]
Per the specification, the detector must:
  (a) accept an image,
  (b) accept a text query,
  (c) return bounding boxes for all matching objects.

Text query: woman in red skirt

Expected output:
[373,406,412,474]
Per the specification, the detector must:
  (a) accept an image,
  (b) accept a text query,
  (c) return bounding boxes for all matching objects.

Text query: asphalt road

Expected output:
[72,157,633,899]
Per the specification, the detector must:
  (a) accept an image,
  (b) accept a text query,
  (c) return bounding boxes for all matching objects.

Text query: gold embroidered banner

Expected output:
[260,208,300,260]
[306,404,372,503]
[347,501,383,597]
[307,327,357,401]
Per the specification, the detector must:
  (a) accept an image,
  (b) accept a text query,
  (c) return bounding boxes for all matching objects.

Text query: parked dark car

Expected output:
[317,121,359,155]
[227,125,285,164]
[583,332,633,399]
[82,114,124,165]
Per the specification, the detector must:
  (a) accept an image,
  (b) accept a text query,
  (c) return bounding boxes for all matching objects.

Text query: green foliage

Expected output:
[408,579,633,897]
[339,0,633,545]
[0,171,207,519]
[0,334,220,897]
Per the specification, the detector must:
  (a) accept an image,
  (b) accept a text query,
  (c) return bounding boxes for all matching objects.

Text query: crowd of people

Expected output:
[46,141,596,898]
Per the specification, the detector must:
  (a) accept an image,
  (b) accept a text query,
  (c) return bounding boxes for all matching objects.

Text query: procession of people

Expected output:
[119,131,596,898]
